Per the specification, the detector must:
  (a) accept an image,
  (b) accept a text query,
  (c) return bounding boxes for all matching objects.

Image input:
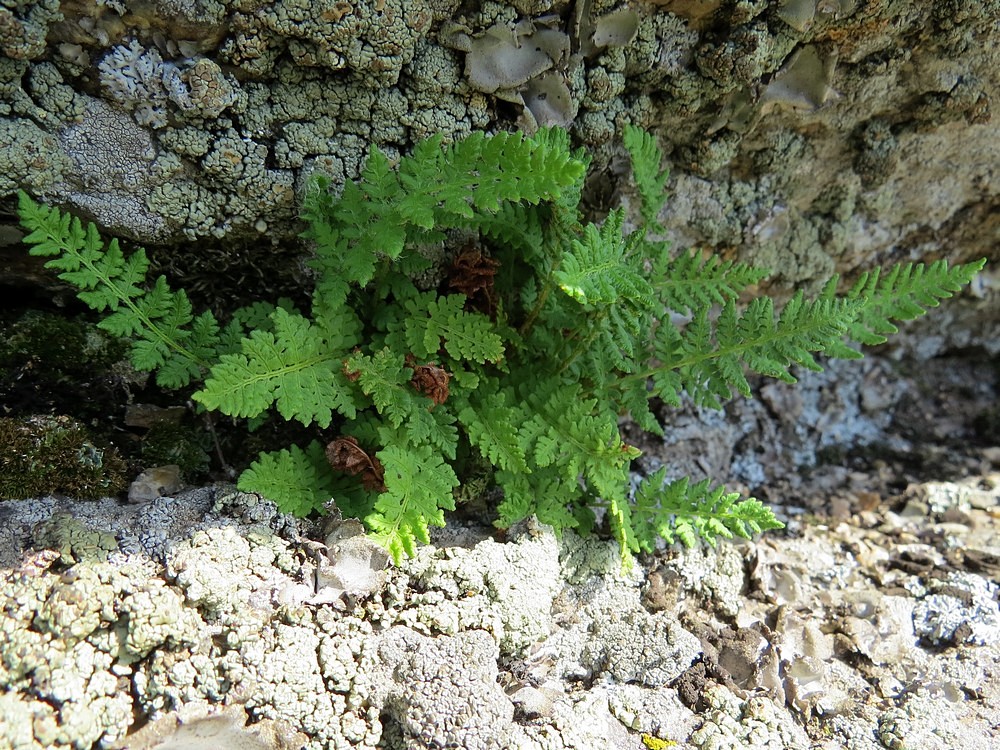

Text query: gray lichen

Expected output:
[584,608,701,686]
[25,61,87,122]
[57,96,166,238]
[853,117,899,189]
[98,40,238,128]
[912,572,1000,646]
[688,685,810,749]
[0,117,71,194]
[0,0,61,60]
[224,0,434,84]
[395,519,564,655]
[375,628,514,749]
[2,473,999,749]
[0,559,173,748]
[108,703,307,750]
[695,22,779,90]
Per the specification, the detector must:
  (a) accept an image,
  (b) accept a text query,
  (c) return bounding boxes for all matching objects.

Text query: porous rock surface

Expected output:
[2,1,1000,748]
[2,344,1000,750]
[0,0,996,312]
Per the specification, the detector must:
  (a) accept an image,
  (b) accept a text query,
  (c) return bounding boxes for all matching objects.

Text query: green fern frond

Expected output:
[458,386,531,474]
[614,377,662,435]
[830,258,987,347]
[623,124,669,228]
[574,303,648,379]
[606,493,640,567]
[301,174,389,287]
[345,348,410,425]
[473,202,548,258]
[18,191,220,388]
[367,444,459,562]
[21,128,984,565]
[526,127,591,218]
[401,131,583,220]
[652,294,862,409]
[653,250,770,314]
[556,210,654,307]
[493,470,536,528]
[194,307,360,427]
[303,130,588,289]
[237,441,338,517]
[522,383,639,499]
[494,468,584,534]
[630,469,785,551]
[345,350,459,455]
[403,293,505,364]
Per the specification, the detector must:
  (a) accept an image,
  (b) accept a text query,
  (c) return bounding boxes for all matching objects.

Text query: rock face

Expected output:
[2,423,999,750]
[2,1,997,294]
[2,4,999,748]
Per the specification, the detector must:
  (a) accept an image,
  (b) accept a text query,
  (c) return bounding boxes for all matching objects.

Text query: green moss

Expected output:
[0,309,126,374]
[0,415,128,500]
[0,310,133,430]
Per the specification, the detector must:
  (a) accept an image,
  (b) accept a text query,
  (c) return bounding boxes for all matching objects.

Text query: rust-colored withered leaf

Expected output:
[411,362,451,404]
[326,436,385,492]
[448,245,500,317]
[342,355,361,382]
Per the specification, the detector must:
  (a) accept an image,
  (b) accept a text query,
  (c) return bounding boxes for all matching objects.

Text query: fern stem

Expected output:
[519,277,554,337]
[557,310,608,374]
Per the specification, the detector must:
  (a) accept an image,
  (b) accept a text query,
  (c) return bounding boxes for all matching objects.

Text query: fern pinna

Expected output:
[18,126,985,564]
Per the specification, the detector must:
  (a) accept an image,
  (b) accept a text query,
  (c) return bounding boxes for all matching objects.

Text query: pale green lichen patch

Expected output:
[120,580,203,659]
[35,513,120,565]
[393,519,563,656]
[0,117,71,194]
[0,560,175,748]
[165,525,302,616]
[0,0,61,60]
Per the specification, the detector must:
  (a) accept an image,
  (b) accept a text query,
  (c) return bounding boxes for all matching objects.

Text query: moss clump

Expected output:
[0,309,132,422]
[0,415,128,500]
[0,309,127,375]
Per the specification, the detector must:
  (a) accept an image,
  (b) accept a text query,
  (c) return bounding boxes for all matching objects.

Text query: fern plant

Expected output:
[17,126,985,564]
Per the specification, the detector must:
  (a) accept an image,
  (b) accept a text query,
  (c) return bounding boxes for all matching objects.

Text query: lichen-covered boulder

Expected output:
[0,0,992,327]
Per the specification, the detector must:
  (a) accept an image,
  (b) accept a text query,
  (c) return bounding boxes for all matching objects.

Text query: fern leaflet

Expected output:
[826,258,987,349]
[651,294,862,409]
[653,250,770,314]
[630,469,784,551]
[303,129,587,289]
[458,387,531,474]
[367,444,459,562]
[404,294,505,364]
[194,307,360,427]
[522,383,639,500]
[555,210,654,307]
[18,191,220,388]
[238,442,338,517]
[622,124,669,228]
